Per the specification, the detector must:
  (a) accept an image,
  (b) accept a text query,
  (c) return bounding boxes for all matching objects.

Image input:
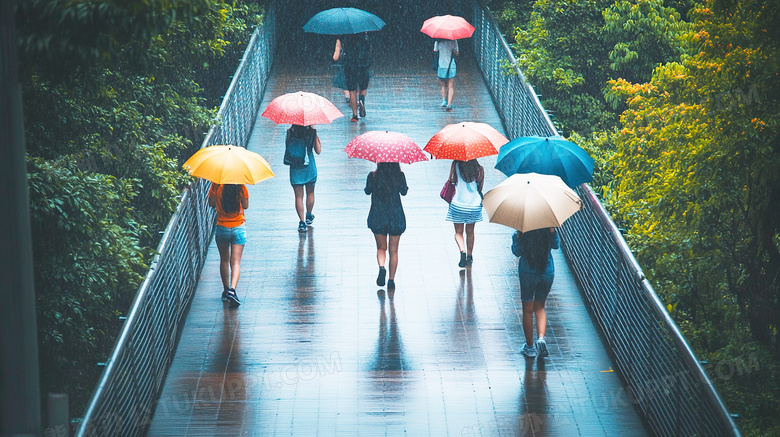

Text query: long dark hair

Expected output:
[520,229,551,271]
[373,162,402,196]
[220,184,242,215]
[458,159,482,183]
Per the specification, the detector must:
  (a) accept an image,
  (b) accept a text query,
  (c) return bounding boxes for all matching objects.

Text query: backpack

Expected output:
[284,127,312,167]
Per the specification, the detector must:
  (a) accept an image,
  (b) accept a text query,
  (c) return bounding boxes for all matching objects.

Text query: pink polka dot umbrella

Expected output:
[423,121,508,161]
[261,91,343,126]
[344,131,428,164]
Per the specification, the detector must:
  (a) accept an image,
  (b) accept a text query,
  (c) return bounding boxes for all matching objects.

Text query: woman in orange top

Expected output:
[208,183,249,306]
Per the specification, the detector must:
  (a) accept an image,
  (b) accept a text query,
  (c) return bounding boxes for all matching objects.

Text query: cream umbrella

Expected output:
[482,173,582,232]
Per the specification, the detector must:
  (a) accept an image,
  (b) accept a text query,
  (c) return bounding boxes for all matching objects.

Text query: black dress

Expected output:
[365,170,408,236]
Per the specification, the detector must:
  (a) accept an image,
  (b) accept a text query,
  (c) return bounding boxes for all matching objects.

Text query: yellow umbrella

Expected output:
[183,145,275,184]
[483,173,582,232]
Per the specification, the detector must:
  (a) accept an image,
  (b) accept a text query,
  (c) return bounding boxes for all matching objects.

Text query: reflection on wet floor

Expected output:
[145,58,648,436]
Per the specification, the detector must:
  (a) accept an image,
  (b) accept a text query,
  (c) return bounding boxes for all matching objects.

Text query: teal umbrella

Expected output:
[303,8,386,35]
[495,136,595,188]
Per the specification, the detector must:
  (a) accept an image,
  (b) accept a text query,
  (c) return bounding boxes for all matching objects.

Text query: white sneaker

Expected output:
[522,343,537,358]
[536,337,549,357]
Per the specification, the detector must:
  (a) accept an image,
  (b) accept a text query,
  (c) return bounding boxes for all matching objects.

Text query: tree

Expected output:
[605,0,779,432]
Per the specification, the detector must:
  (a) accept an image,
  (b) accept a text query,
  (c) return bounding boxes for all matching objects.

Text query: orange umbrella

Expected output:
[261,91,343,126]
[420,15,475,40]
[424,122,508,160]
[183,145,275,185]
[344,131,428,164]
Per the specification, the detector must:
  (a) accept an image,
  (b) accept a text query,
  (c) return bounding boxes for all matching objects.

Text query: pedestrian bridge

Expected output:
[75,1,739,436]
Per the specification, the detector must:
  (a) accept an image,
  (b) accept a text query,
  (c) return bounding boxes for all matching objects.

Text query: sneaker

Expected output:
[536,337,549,357]
[221,289,229,302]
[446,104,453,111]
[466,254,473,266]
[441,98,448,107]
[358,100,366,118]
[305,212,315,226]
[350,115,358,122]
[387,279,395,290]
[458,251,467,268]
[522,343,537,358]
[298,220,307,232]
[376,266,386,286]
[226,288,241,306]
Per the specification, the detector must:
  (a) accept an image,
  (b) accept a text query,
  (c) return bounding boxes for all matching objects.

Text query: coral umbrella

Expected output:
[482,173,582,232]
[183,145,275,185]
[424,121,508,160]
[261,91,343,126]
[420,15,475,40]
[344,131,428,164]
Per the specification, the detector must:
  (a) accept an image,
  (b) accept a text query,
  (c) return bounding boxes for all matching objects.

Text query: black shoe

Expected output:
[221,289,229,302]
[305,212,315,226]
[298,220,307,232]
[376,266,386,286]
[467,254,473,266]
[358,100,366,118]
[226,288,241,306]
[387,279,395,290]
[458,251,467,268]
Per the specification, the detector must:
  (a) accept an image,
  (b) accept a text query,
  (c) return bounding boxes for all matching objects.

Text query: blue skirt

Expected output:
[446,203,483,224]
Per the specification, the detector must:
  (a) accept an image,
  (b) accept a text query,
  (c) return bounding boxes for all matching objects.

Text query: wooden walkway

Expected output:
[146,56,648,436]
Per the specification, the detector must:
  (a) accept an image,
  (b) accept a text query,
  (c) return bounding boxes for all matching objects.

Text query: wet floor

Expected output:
[146,56,648,436]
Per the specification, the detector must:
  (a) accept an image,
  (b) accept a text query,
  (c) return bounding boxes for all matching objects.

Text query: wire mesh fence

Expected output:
[559,187,740,437]
[470,1,738,435]
[470,2,557,139]
[74,4,276,436]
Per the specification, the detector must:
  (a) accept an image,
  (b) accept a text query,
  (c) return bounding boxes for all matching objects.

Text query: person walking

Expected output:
[331,36,351,104]
[511,227,561,358]
[434,38,459,110]
[364,162,408,289]
[446,159,484,268]
[285,124,322,232]
[208,183,250,306]
[334,32,372,122]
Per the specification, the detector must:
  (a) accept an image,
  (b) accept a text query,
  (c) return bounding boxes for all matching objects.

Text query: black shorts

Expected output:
[344,65,370,91]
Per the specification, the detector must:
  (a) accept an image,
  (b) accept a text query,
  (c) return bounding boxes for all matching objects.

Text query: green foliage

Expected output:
[17,0,264,415]
[28,158,148,410]
[510,0,616,135]
[603,0,693,84]
[603,0,780,432]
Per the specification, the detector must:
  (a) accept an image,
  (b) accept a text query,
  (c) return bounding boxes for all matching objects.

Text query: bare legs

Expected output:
[453,223,476,260]
[217,241,245,291]
[349,89,367,119]
[374,233,401,280]
[440,78,455,106]
[522,300,547,347]
[293,183,315,222]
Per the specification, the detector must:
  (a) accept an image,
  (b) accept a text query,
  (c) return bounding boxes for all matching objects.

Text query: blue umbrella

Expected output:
[495,136,595,188]
[303,8,386,35]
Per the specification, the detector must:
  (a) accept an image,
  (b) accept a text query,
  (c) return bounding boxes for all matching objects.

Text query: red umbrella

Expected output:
[420,15,475,40]
[345,131,428,164]
[261,91,343,126]
[424,122,508,160]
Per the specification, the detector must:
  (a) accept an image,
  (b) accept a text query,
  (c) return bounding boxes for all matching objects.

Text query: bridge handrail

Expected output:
[471,1,557,138]
[560,185,741,436]
[75,3,276,436]
[471,1,739,435]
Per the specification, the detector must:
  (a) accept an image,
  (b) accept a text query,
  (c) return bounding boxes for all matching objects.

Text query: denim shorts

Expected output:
[215,224,247,246]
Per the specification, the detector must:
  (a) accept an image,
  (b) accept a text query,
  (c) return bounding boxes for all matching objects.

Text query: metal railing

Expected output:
[75,3,276,436]
[469,2,739,435]
[559,186,740,436]
[471,2,557,139]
